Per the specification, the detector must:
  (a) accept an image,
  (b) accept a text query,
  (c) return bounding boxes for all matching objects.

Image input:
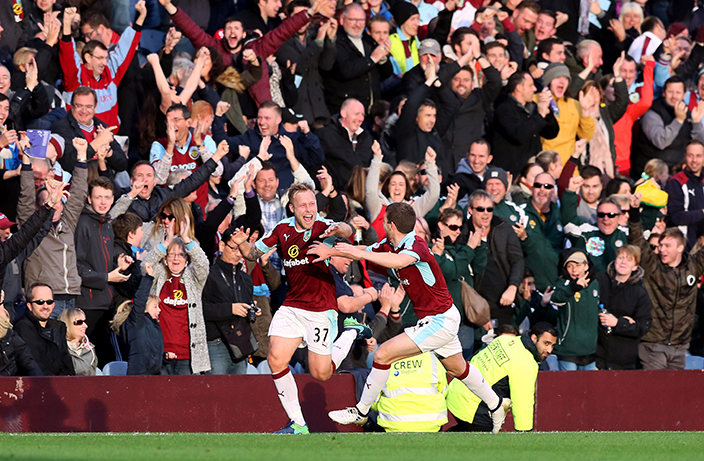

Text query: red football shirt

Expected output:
[159,275,191,359]
[369,232,454,319]
[255,215,338,312]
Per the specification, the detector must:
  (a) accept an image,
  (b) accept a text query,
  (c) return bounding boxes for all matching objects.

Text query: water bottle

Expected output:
[354,227,363,244]
[599,304,612,334]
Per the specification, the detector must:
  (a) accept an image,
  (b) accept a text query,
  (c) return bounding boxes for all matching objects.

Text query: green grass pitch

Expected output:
[1,432,704,461]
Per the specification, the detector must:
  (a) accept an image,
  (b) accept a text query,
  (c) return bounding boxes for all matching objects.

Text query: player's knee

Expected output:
[267,351,287,372]
[310,367,332,381]
[373,347,393,365]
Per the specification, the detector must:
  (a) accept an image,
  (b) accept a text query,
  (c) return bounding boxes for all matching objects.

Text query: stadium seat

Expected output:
[685,353,703,370]
[545,355,558,371]
[102,361,128,376]
[246,363,258,374]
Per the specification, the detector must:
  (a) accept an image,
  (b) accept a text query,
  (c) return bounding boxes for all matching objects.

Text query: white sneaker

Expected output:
[328,406,368,425]
[490,398,512,434]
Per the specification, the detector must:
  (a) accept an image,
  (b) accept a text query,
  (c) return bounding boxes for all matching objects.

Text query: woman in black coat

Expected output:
[596,245,652,370]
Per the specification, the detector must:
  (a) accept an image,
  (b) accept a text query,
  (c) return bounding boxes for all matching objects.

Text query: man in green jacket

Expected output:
[515,172,564,292]
[562,176,628,273]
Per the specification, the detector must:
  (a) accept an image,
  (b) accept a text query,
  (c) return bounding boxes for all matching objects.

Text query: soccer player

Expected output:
[308,202,512,433]
[231,183,369,434]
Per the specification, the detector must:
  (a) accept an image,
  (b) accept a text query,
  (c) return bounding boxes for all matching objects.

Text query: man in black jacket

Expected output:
[110,148,226,223]
[75,177,131,366]
[394,55,454,176]
[202,227,259,375]
[460,190,524,327]
[14,283,75,376]
[321,3,393,114]
[319,98,374,189]
[50,87,128,174]
[491,71,559,175]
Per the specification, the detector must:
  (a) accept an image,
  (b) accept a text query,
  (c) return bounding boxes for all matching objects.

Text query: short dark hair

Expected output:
[385,202,416,233]
[71,86,97,106]
[604,177,633,197]
[0,93,8,105]
[663,75,686,93]
[580,165,602,180]
[450,27,477,52]
[483,41,506,55]
[506,71,530,94]
[537,37,563,60]
[113,212,143,241]
[81,40,108,64]
[88,176,115,196]
[221,226,239,244]
[167,103,190,120]
[530,321,558,339]
[81,12,110,29]
[470,138,491,156]
[286,0,310,17]
[130,160,155,178]
[369,15,391,33]
[27,282,53,302]
[641,16,663,34]
[538,9,557,23]
[515,0,540,15]
[417,99,436,116]
[258,161,277,176]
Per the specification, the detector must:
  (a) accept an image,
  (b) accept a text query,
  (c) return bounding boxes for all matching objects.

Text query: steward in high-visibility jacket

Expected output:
[446,324,557,432]
[371,352,448,432]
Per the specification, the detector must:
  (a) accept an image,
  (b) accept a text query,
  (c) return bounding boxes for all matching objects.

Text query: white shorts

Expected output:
[268,305,339,356]
[404,306,462,359]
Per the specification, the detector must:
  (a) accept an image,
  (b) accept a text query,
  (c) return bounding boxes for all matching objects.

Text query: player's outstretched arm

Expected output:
[336,242,416,270]
[320,222,354,239]
[307,241,343,262]
[232,227,266,261]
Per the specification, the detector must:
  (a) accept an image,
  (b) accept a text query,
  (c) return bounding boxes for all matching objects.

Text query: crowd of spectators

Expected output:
[1,0,704,378]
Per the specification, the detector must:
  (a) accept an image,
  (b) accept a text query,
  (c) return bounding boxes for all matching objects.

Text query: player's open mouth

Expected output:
[303,214,313,223]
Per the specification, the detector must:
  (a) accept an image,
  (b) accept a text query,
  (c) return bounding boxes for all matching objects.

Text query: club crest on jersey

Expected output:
[189,147,199,160]
[586,236,605,257]
[529,220,536,229]
[288,245,300,258]
[574,292,581,302]
[303,229,312,242]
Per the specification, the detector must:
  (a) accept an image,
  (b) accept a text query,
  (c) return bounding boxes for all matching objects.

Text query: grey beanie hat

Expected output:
[483,166,509,190]
[542,62,571,87]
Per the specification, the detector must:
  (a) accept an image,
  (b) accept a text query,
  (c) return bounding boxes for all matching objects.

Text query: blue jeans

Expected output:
[205,338,248,375]
[557,359,597,371]
[50,298,75,320]
[161,359,192,375]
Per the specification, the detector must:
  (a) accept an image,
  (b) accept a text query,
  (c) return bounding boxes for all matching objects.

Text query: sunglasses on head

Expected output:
[160,212,176,221]
[533,182,555,190]
[73,319,87,326]
[443,223,461,231]
[473,206,494,213]
[32,299,55,306]
[597,212,619,219]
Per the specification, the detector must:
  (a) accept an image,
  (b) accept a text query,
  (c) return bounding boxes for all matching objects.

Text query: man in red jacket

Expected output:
[158,0,335,107]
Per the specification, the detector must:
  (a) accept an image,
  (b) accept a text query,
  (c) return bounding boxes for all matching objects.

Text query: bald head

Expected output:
[340,98,366,133]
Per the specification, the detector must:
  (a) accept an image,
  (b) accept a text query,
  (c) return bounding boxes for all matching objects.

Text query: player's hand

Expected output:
[307,241,335,263]
[320,223,341,238]
[231,227,251,246]
[335,242,361,259]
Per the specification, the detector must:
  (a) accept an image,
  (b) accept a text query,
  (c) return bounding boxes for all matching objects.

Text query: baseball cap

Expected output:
[418,38,441,57]
[564,251,588,267]
[0,213,16,229]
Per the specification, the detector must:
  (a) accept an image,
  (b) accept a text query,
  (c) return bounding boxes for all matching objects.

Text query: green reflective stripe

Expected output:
[377,411,447,422]
[383,387,440,398]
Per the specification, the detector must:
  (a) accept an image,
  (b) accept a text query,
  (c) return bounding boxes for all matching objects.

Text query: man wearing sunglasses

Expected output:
[14,283,75,375]
[562,176,629,273]
[518,172,563,293]
[461,190,524,328]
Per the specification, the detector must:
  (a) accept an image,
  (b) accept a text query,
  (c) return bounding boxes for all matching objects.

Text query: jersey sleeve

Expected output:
[399,239,423,262]
[255,228,279,253]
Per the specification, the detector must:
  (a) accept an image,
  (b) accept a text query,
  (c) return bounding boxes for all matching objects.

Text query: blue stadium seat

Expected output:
[102,361,128,376]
